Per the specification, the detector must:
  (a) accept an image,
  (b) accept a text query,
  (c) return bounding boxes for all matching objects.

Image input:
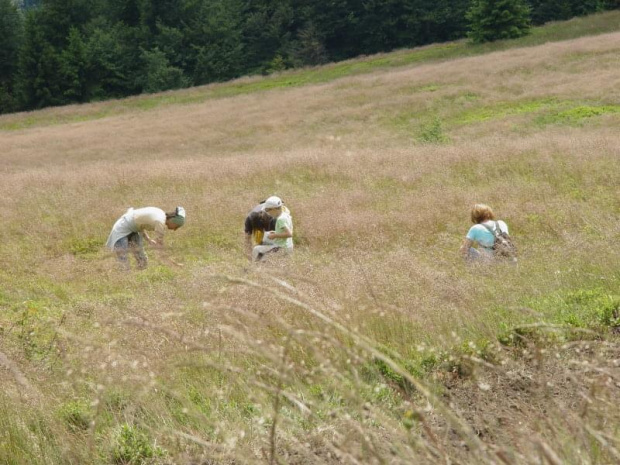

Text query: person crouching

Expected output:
[251,196,293,262]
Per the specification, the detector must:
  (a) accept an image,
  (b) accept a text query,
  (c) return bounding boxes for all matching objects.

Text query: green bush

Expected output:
[58,401,91,432]
[417,117,448,143]
[140,48,189,94]
[467,0,531,43]
[111,424,165,465]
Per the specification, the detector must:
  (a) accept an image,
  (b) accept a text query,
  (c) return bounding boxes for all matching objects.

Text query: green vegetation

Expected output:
[111,424,165,464]
[417,117,449,143]
[455,98,560,124]
[536,104,620,125]
[386,98,620,139]
[467,0,532,43]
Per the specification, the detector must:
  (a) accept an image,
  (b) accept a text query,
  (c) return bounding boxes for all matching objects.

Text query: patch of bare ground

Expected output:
[427,340,620,463]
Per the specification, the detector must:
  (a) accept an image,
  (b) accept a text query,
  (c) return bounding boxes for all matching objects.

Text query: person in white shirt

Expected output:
[105,206,186,270]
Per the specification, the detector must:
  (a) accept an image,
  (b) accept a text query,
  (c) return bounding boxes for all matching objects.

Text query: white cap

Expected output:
[262,196,283,210]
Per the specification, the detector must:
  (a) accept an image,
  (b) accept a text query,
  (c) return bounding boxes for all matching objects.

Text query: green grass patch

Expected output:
[498,288,620,346]
[5,299,64,362]
[110,424,166,464]
[417,84,442,92]
[386,90,477,137]
[58,400,92,433]
[135,265,176,283]
[65,236,102,258]
[452,99,620,129]
[0,109,114,131]
[536,105,620,126]
[417,117,449,143]
[455,98,560,124]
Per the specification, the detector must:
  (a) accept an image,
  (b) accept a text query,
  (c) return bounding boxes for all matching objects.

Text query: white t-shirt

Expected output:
[132,207,167,237]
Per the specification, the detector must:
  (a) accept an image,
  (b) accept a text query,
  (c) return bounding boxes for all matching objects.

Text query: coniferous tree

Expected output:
[38,0,92,47]
[107,0,141,26]
[567,0,604,16]
[241,0,296,73]
[526,0,606,25]
[467,0,531,43]
[17,10,64,109]
[291,22,327,66]
[59,27,88,102]
[296,0,361,63]
[85,21,143,98]
[139,47,188,93]
[416,0,471,44]
[183,0,244,84]
[152,22,185,70]
[0,0,23,113]
[357,0,415,54]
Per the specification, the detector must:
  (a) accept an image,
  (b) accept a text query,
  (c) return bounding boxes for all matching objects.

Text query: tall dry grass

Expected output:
[0,30,619,464]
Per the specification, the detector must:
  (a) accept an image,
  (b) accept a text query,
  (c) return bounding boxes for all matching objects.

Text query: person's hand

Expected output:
[148,238,158,246]
[267,231,275,240]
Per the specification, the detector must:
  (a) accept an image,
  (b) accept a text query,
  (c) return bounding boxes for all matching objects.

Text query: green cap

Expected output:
[170,206,186,226]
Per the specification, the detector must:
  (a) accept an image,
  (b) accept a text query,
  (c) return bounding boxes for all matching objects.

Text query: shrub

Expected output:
[111,424,165,464]
[467,0,531,43]
[417,117,448,143]
[58,401,91,432]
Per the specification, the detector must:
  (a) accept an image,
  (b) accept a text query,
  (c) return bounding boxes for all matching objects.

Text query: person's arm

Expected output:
[152,222,166,246]
[267,227,292,239]
[143,225,182,266]
[459,238,474,258]
[142,230,159,246]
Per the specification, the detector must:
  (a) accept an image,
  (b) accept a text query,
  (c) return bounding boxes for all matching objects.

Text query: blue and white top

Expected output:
[466,220,509,250]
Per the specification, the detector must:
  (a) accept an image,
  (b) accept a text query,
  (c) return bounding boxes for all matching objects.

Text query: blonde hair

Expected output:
[471,204,495,224]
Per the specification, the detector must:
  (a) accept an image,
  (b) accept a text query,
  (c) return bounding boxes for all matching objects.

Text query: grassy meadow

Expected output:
[1,12,620,464]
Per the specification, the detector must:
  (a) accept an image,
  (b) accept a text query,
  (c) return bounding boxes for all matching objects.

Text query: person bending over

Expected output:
[105,206,185,270]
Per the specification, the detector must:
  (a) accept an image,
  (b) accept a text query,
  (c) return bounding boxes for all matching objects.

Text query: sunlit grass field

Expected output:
[1,12,619,464]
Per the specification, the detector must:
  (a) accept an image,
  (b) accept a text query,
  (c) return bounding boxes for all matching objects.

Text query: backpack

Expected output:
[481,221,517,260]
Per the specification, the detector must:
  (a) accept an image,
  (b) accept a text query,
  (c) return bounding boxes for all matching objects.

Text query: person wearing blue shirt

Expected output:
[460,204,509,262]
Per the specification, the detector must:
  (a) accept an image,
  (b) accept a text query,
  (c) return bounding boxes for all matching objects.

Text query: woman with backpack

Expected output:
[460,204,516,263]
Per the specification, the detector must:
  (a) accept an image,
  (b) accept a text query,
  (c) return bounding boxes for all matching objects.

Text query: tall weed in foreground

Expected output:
[0,393,92,465]
[79,272,620,464]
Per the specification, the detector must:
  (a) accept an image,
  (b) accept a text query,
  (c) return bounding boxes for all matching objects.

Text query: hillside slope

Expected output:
[1,25,619,465]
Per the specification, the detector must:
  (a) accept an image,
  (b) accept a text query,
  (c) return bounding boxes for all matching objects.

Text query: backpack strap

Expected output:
[480,221,500,237]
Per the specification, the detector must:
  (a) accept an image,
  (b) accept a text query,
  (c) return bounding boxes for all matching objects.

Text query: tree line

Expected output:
[0,0,616,114]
